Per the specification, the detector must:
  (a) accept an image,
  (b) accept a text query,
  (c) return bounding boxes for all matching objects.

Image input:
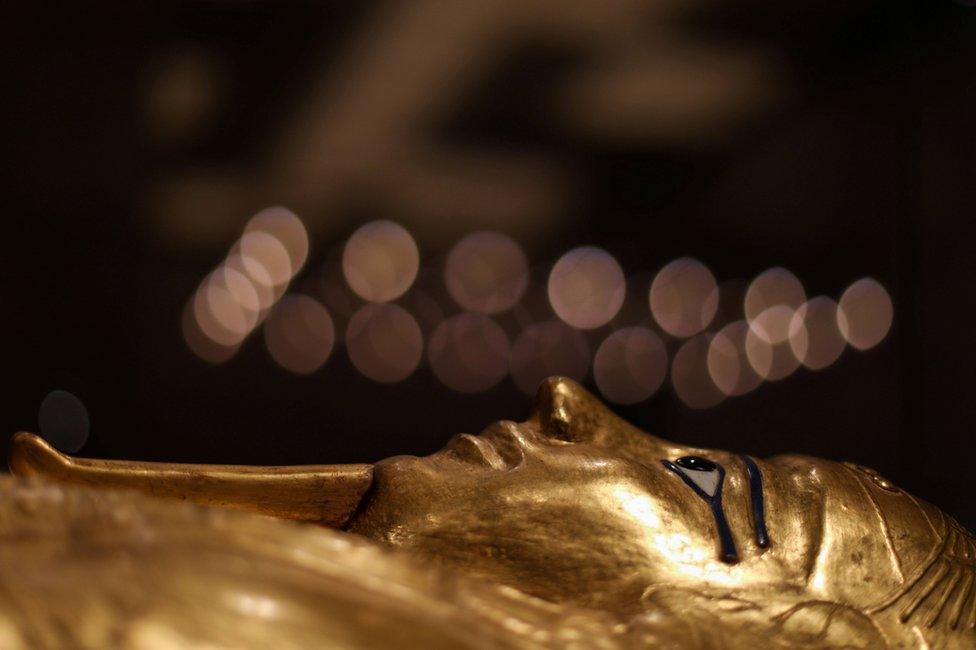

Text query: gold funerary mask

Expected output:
[7,377,975,648]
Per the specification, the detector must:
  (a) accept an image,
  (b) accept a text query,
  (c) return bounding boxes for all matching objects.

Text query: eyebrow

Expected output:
[738,455,770,549]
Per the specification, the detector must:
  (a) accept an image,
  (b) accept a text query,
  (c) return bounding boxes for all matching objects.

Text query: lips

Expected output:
[444,433,503,469]
[443,421,528,470]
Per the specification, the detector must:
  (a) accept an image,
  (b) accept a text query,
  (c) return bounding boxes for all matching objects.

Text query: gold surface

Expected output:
[8,431,372,527]
[4,377,975,648]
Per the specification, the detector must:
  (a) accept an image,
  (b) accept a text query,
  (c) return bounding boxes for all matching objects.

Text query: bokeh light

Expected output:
[445,231,529,315]
[744,267,805,343]
[707,320,763,397]
[240,230,294,288]
[547,246,626,329]
[177,208,890,406]
[346,303,423,383]
[747,304,795,345]
[224,252,276,312]
[745,309,801,381]
[263,295,336,375]
[245,206,309,274]
[649,257,719,338]
[182,299,239,364]
[183,208,309,367]
[38,390,90,453]
[510,320,591,395]
[671,335,725,409]
[342,220,420,303]
[837,278,893,351]
[593,326,667,405]
[212,265,261,331]
[789,297,846,370]
[193,274,251,347]
[428,313,510,393]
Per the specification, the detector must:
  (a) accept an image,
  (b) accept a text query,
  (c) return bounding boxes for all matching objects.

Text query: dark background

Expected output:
[4,1,976,529]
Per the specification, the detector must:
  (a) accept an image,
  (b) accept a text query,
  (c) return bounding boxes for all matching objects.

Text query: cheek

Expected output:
[583,468,726,575]
[394,480,661,609]
[359,454,717,586]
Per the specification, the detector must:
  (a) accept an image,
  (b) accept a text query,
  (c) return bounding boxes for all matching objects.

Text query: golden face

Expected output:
[349,377,974,638]
[348,377,825,613]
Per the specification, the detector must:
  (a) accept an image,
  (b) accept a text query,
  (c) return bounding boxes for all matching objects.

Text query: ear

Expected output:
[529,377,680,457]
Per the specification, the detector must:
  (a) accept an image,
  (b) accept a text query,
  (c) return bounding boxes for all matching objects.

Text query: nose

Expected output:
[529,376,682,459]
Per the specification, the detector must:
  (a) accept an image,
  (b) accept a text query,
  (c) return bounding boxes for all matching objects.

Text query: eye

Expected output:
[661,455,737,563]
[675,456,717,472]
[673,456,720,497]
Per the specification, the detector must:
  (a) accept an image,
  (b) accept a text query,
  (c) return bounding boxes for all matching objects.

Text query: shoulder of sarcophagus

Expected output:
[0,476,631,649]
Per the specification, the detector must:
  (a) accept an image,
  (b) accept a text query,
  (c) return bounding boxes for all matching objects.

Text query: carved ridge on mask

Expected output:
[739,455,770,549]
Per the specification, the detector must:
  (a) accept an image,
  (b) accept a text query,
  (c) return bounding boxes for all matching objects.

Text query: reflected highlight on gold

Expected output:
[428,313,510,393]
[593,326,667,405]
[510,320,590,395]
[837,278,893,351]
[671,335,724,409]
[346,303,423,383]
[649,257,718,338]
[343,220,420,303]
[263,295,336,375]
[789,297,846,370]
[707,320,763,397]
[547,247,625,329]
[445,231,528,315]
